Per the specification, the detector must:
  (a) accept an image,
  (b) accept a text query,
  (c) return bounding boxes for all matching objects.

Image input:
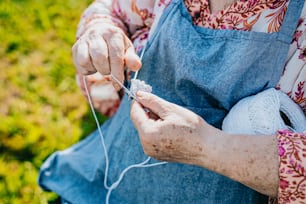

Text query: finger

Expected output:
[103,31,125,90]
[87,34,110,75]
[146,109,160,121]
[124,38,142,71]
[136,91,171,119]
[72,39,96,75]
[130,100,150,131]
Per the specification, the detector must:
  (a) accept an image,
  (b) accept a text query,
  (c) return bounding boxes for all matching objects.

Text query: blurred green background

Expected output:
[0,0,106,203]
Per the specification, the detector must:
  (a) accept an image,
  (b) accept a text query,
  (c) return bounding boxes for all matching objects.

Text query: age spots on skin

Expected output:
[165,139,175,150]
[152,144,159,153]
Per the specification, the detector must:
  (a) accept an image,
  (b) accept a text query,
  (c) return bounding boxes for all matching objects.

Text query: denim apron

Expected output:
[38,0,303,203]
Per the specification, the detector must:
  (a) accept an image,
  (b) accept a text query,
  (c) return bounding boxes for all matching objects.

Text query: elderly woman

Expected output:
[39,0,306,203]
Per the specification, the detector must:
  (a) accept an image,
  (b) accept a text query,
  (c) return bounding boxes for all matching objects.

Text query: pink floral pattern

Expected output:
[299,46,306,61]
[277,130,306,203]
[76,0,306,202]
[292,81,306,114]
[184,0,288,31]
[277,17,306,116]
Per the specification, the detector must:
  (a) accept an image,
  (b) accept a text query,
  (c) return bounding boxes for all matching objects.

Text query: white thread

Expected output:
[110,73,138,101]
[133,45,146,80]
[83,45,167,204]
[105,158,167,204]
[83,76,111,190]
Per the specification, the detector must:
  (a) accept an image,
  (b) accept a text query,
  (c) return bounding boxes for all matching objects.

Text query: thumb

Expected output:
[124,38,142,71]
[130,100,149,131]
[136,91,171,119]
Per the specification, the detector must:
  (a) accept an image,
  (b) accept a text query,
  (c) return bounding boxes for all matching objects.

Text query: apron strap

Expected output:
[278,0,304,43]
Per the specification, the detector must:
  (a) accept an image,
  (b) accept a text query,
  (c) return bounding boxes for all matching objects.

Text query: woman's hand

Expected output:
[130,91,279,196]
[130,91,215,165]
[72,21,142,90]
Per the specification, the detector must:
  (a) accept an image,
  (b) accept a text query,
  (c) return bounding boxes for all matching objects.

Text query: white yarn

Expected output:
[130,79,153,97]
[82,45,168,204]
[83,76,167,204]
[222,88,306,135]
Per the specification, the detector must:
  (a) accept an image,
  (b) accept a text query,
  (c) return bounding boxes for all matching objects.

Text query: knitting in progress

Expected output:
[83,74,166,204]
[130,79,153,98]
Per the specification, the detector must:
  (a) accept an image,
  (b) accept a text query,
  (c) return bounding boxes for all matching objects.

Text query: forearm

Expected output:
[196,126,279,197]
[131,91,280,196]
[76,0,159,40]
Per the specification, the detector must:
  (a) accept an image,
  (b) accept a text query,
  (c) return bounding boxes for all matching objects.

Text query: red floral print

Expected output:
[75,2,306,202]
[277,130,306,203]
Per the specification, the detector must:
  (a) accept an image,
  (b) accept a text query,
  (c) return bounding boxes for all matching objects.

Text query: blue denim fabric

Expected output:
[38,0,303,203]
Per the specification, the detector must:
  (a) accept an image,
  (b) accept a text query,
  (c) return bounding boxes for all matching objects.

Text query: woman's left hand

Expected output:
[130,91,215,164]
[130,91,280,197]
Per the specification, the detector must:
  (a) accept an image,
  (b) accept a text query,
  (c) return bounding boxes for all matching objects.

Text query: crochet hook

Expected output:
[110,74,138,101]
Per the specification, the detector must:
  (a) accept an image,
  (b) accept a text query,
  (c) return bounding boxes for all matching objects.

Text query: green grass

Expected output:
[0,0,107,203]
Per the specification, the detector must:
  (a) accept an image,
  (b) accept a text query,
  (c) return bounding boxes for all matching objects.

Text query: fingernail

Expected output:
[136,90,147,98]
[113,82,121,91]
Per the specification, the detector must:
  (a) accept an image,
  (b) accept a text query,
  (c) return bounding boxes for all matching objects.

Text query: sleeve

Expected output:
[75,0,157,117]
[276,5,306,203]
[277,130,306,203]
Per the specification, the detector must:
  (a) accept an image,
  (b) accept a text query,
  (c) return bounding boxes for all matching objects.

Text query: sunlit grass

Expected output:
[0,0,106,203]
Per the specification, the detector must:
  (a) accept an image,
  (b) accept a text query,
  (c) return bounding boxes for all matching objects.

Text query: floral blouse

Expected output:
[76,0,306,203]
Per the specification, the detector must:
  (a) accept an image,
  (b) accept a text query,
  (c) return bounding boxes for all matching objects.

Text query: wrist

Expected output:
[194,123,227,170]
[197,128,279,196]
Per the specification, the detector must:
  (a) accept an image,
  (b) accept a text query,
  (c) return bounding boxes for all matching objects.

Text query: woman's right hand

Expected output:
[72,21,142,90]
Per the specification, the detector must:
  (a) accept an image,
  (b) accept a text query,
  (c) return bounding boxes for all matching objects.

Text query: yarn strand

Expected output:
[82,45,167,204]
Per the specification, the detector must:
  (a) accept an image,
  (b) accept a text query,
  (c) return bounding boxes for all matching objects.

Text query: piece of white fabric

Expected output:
[222,88,306,135]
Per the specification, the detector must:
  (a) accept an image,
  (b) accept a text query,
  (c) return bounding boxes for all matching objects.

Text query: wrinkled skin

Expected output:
[71,14,279,198]
[130,91,209,164]
[72,21,141,90]
[130,91,279,197]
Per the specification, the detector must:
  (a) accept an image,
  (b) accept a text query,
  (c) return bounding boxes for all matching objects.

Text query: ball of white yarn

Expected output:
[222,88,306,135]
